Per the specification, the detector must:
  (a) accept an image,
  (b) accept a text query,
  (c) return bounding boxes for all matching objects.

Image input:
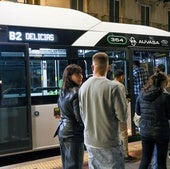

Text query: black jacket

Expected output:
[54,87,84,142]
[135,87,170,139]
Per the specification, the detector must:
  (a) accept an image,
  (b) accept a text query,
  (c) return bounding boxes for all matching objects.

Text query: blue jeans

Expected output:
[86,145,125,169]
[151,146,158,169]
[139,137,169,169]
[119,121,129,157]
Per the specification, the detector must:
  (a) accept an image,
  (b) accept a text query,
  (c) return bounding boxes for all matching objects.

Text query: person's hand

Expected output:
[55,114,61,119]
[54,107,60,119]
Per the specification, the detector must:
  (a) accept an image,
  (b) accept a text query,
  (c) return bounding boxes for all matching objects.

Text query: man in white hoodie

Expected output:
[79,52,127,169]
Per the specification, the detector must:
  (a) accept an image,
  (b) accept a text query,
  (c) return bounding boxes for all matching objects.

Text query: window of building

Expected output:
[27,0,40,5]
[141,5,150,26]
[109,0,120,22]
[168,11,170,31]
[71,0,83,11]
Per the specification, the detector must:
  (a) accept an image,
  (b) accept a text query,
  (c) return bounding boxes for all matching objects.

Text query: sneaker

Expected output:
[124,155,137,162]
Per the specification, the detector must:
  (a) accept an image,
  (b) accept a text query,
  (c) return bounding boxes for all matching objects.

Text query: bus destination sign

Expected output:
[9,31,56,42]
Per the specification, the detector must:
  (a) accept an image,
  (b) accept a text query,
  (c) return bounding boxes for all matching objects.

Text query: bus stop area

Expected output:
[1,141,170,169]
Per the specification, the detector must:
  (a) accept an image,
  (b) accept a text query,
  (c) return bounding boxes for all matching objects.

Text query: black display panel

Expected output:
[7,26,85,45]
[96,33,170,48]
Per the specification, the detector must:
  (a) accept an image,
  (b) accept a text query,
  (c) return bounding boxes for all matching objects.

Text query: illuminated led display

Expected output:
[9,31,55,42]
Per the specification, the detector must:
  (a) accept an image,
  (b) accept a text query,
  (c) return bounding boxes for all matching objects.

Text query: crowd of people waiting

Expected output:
[54,52,170,169]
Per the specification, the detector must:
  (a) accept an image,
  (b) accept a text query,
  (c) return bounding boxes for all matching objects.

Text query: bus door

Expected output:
[0,43,31,155]
[130,49,170,134]
[29,48,68,150]
[77,49,132,135]
[107,50,132,136]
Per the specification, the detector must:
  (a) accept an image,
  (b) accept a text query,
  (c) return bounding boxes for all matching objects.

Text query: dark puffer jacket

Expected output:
[135,87,170,139]
[54,87,84,142]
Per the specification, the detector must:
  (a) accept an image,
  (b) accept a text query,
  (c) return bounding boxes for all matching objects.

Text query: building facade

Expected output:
[2,0,170,31]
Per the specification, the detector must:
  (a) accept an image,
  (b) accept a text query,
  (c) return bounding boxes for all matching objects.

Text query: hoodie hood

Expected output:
[140,87,162,102]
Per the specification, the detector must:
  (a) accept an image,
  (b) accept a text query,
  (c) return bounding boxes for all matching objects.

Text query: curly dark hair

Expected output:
[62,64,82,90]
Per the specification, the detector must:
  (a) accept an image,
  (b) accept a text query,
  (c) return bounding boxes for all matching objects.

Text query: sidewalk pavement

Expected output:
[1,141,170,169]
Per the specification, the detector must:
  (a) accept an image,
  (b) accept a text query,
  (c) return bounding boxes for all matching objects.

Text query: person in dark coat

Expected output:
[135,72,170,169]
[54,64,84,169]
[165,74,170,160]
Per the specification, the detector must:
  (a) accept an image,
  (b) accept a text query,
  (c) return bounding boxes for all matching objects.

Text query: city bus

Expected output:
[0,1,170,157]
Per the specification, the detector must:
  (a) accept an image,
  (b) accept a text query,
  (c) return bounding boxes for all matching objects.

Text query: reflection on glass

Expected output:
[133,51,169,75]
[29,48,67,96]
[0,54,26,99]
[0,50,31,154]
